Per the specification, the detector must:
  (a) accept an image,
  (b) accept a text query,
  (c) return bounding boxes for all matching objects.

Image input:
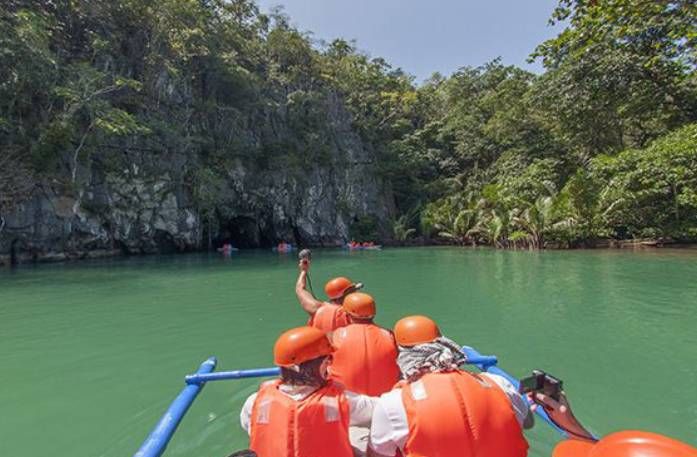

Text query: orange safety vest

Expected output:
[249,380,353,457]
[400,371,529,457]
[330,323,400,396]
[308,303,349,333]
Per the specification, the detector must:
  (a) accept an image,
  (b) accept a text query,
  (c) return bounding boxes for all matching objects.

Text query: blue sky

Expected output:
[255,0,565,83]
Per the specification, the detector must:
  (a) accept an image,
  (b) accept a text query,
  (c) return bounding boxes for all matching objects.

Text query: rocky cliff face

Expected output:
[0,90,394,265]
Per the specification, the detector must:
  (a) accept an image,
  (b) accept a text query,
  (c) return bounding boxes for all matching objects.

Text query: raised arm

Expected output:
[295,260,323,315]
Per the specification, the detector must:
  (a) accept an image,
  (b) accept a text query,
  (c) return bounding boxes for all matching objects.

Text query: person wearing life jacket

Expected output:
[531,390,697,457]
[330,292,400,396]
[368,315,533,457]
[240,326,376,457]
[295,257,362,332]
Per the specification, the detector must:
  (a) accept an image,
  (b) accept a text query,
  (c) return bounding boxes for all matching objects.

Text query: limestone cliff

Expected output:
[0,89,394,264]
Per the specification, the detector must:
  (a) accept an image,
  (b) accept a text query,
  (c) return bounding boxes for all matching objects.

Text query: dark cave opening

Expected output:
[216,216,276,249]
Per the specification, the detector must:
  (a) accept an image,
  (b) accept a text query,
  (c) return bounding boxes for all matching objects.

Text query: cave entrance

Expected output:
[217,216,275,249]
[154,230,179,254]
[10,239,19,266]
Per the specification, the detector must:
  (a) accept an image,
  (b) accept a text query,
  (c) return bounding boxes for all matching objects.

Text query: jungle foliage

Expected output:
[1,0,696,247]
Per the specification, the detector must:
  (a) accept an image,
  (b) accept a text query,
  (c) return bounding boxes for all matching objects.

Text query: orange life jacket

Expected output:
[400,370,529,457]
[330,323,400,396]
[308,303,349,332]
[249,380,353,457]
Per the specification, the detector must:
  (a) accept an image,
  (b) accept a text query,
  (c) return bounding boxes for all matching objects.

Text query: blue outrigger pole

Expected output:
[133,346,565,457]
[134,357,216,457]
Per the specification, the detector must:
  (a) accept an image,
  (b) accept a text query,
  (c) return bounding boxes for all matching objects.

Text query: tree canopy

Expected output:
[1,0,695,248]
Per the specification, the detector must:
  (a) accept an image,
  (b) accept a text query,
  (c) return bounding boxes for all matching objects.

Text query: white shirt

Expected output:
[240,383,376,435]
[369,373,530,457]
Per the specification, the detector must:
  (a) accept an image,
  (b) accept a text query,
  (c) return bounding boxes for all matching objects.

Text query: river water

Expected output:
[1,247,696,457]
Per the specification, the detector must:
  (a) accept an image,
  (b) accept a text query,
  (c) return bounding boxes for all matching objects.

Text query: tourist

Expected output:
[368,315,533,457]
[330,292,400,396]
[240,326,375,457]
[295,257,362,332]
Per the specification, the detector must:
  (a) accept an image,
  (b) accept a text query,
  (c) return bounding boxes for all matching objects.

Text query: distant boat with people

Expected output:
[273,242,295,253]
[345,241,382,251]
[217,243,239,255]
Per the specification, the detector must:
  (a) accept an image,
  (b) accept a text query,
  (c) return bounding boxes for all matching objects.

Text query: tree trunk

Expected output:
[672,182,680,224]
[207,221,212,251]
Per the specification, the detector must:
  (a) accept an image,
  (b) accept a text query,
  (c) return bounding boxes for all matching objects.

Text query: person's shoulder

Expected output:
[317,301,336,311]
[259,379,278,390]
[241,391,259,415]
[333,325,351,342]
[481,372,518,392]
[378,326,395,340]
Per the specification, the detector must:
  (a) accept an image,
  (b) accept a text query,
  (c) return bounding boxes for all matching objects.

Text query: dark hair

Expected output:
[227,450,257,457]
[280,355,329,387]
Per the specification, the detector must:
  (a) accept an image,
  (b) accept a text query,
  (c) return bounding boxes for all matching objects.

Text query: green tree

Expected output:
[532,0,697,156]
[593,123,697,239]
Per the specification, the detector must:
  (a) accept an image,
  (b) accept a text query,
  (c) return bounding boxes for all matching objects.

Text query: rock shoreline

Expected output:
[4,238,696,267]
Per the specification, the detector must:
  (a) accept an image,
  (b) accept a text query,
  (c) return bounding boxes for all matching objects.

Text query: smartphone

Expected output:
[519,369,563,401]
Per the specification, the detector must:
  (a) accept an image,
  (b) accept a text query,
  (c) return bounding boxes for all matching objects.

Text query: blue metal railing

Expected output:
[134,357,217,457]
[133,346,565,457]
[185,367,281,385]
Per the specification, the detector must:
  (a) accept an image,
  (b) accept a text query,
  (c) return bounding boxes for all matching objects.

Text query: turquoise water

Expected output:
[1,247,696,456]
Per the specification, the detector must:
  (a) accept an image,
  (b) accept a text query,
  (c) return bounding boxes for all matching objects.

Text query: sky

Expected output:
[255,0,566,83]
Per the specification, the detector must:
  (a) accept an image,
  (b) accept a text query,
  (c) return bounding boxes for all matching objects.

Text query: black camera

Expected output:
[518,369,563,401]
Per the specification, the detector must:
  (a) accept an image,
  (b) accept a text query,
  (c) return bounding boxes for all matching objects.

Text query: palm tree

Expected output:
[513,195,554,249]
[469,209,505,248]
[508,230,531,250]
[511,182,560,249]
[421,191,483,246]
[436,209,475,245]
[392,214,417,244]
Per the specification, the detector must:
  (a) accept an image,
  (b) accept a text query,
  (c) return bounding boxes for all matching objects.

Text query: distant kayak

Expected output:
[344,244,382,251]
[273,243,295,253]
[217,245,239,254]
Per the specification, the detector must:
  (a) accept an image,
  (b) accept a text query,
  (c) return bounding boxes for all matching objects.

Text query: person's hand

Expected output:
[532,391,596,442]
[298,259,310,272]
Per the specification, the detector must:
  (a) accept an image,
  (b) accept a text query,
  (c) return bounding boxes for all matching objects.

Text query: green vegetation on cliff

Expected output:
[1,0,696,250]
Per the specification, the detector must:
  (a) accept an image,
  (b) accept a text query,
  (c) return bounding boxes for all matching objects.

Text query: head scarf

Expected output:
[397,336,467,381]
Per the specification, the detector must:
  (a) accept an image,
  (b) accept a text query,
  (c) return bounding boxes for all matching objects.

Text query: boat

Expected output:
[272,243,295,253]
[132,346,566,457]
[344,244,382,251]
[217,245,240,254]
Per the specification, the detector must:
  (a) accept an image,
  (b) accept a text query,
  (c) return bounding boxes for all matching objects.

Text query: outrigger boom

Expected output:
[133,346,565,457]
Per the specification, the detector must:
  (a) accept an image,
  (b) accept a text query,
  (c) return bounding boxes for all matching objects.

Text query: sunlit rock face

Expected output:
[0,89,393,263]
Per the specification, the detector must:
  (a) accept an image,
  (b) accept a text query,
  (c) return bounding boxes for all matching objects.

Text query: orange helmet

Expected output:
[553,431,697,457]
[394,315,441,346]
[273,326,334,367]
[343,292,376,318]
[324,277,356,300]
